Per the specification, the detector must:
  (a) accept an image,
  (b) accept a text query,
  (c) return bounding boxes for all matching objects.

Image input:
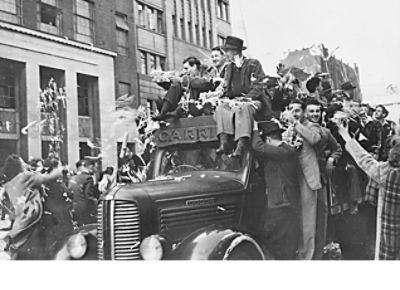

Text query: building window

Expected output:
[217,0,229,22]
[139,50,166,74]
[147,6,155,30]
[217,34,225,46]
[140,51,147,74]
[138,2,145,26]
[118,82,131,98]
[195,24,200,45]
[79,142,92,160]
[149,54,156,72]
[38,0,62,35]
[202,26,206,47]
[156,9,163,32]
[208,29,213,48]
[0,0,21,24]
[156,57,166,71]
[136,1,163,34]
[116,13,129,56]
[74,0,94,44]
[180,18,185,40]
[188,21,193,43]
[77,75,90,116]
[172,15,178,37]
[0,65,16,109]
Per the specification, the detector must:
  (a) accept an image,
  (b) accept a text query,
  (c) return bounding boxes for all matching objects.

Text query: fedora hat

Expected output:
[221,36,247,51]
[258,121,283,136]
[340,81,357,91]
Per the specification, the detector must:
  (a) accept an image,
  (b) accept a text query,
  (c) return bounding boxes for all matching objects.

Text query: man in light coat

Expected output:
[286,99,323,259]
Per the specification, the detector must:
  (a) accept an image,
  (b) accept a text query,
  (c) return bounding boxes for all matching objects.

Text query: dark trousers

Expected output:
[314,186,328,260]
[157,81,202,117]
[72,200,97,226]
[161,81,183,111]
[260,206,299,260]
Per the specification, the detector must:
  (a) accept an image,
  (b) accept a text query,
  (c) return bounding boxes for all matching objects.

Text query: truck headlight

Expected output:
[67,233,87,259]
[140,235,166,260]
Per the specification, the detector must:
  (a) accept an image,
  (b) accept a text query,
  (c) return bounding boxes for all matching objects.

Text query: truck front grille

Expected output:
[159,202,237,240]
[113,201,141,260]
[97,200,141,260]
[97,202,104,260]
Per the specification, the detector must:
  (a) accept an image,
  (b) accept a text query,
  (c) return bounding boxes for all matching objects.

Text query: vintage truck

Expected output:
[54,116,270,260]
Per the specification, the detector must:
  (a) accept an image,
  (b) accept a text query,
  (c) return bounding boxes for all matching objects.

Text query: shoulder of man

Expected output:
[279,142,297,153]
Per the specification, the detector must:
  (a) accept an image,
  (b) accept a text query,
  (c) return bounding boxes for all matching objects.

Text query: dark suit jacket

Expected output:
[68,171,98,207]
[252,132,300,209]
[223,58,272,119]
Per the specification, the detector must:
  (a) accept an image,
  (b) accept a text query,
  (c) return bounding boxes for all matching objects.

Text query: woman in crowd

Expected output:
[337,120,400,260]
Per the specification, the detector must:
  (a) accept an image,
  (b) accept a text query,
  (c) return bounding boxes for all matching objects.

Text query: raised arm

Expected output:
[338,121,388,184]
[294,122,322,145]
[252,132,295,161]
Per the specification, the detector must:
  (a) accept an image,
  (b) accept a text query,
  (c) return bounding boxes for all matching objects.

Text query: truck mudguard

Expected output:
[167,225,266,260]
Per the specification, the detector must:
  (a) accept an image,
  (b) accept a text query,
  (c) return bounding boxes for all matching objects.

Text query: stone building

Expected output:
[0,0,231,166]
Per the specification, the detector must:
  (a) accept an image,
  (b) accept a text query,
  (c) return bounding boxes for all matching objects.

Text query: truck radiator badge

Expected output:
[185,198,216,207]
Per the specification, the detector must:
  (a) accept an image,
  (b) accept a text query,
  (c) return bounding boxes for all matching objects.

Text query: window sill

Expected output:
[173,37,211,50]
[216,17,230,24]
[136,25,165,37]
[0,108,17,112]
[117,51,129,57]
[39,23,61,35]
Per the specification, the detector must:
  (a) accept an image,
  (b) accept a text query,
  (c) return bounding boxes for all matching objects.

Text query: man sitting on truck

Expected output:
[153,56,215,121]
[214,36,272,157]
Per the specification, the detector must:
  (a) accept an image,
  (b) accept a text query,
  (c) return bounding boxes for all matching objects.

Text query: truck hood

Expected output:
[104,171,244,202]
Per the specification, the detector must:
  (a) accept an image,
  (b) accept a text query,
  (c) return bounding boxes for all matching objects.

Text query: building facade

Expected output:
[134,0,232,110]
[0,0,231,166]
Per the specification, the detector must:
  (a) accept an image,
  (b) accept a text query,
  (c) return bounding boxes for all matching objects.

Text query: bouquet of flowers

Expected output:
[280,110,304,151]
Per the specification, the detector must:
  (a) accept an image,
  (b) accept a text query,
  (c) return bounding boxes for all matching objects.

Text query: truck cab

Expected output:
[55,116,268,260]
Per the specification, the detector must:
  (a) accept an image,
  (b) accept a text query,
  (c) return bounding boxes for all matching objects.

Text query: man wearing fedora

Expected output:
[340,81,357,112]
[252,121,300,259]
[214,36,272,157]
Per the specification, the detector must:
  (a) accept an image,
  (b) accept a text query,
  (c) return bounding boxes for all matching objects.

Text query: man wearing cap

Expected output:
[340,81,357,112]
[68,159,100,226]
[252,121,300,259]
[214,36,272,157]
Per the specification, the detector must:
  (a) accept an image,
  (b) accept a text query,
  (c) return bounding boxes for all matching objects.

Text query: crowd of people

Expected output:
[149,35,400,260]
[0,35,399,260]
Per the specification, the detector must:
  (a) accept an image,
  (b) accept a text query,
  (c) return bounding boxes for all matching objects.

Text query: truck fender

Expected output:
[53,224,97,260]
[167,225,266,260]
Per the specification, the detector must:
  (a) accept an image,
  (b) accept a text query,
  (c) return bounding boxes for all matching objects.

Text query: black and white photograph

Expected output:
[0,0,399,285]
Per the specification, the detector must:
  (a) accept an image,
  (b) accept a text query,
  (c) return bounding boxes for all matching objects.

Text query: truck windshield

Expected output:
[157,143,247,176]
